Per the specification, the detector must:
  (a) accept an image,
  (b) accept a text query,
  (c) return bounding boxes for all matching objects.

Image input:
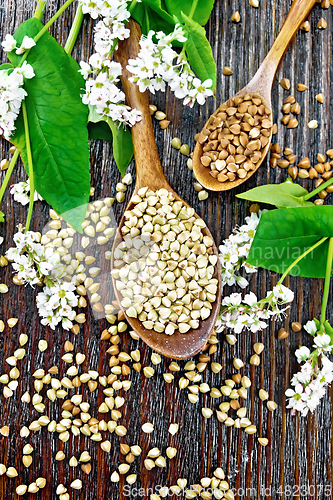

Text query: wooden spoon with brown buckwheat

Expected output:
[192,0,317,191]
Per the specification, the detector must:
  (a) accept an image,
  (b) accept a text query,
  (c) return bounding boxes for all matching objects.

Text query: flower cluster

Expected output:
[10,178,43,206]
[217,285,294,334]
[219,212,260,289]
[81,60,141,126]
[7,231,78,330]
[36,282,78,330]
[0,62,35,139]
[126,26,214,106]
[80,1,213,119]
[7,231,66,286]
[79,0,142,127]
[79,0,131,32]
[286,320,333,416]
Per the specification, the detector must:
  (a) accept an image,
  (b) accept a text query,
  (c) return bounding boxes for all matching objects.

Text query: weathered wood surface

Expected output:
[0,0,332,499]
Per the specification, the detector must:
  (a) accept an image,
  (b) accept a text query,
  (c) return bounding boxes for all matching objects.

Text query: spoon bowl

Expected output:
[112,19,222,360]
[193,91,273,192]
[193,0,317,192]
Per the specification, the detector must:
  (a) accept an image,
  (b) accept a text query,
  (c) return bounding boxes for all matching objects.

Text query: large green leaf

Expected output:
[88,105,133,176]
[247,206,333,278]
[165,0,215,26]
[8,18,90,232]
[237,180,314,209]
[182,14,216,90]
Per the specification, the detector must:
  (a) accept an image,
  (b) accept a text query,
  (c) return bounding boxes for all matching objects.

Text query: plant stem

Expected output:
[22,102,35,232]
[320,237,333,331]
[34,0,75,44]
[64,4,83,54]
[277,237,328,284]
[128,0,138,13]
[19,0,75,67]
[108,39,118,59]
[188,0,199,19]
[304,177,333,201]
[144,8,149,33]
[0,149,19,206]
[34,0,47,21]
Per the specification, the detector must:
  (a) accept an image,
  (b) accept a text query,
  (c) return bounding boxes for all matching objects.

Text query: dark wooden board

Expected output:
[0,1,332,499]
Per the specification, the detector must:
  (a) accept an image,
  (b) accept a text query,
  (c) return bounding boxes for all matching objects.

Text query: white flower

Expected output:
[10,178,42,205]
[1,34,17,52]
[295,346,311,363]
[222,293,242,307]
[320,356,333,383]
[62,318,74,330]
[249,317,268,333]
[36,282,78,330]
[243,292,257,306]
[235,275,249,288]
[292,361,313,385]
[7,230,65,287]
[168,24,187,43]
[286,383,303,399]
[185,78,213,106]
[79,61,91,80]
[83,72,141,127]
[0,62,35,139]
[15,36,36,54]
[287,326,333,416]
[304,320,317,335]
[19,61,35,80]
[40,313,59,330]
[219,212,261,290]
[313,334,332,349]
[77,0,142,127]
[126,24,213,107]
[272,284,294,304]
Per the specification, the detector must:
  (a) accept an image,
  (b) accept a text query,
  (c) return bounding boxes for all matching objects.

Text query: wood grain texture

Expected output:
[0,1,332,499]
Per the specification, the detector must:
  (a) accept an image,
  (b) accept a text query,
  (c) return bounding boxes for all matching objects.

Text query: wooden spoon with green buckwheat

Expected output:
[111,19,222,360]
[192,0,317,192]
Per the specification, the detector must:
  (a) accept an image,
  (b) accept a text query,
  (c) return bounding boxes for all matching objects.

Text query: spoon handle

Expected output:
[114,19,166,191]
[247,0,317,97]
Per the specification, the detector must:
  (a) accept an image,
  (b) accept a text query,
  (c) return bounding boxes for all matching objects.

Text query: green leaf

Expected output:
[165,0,214,26]
[0,63,14,72]
[182,14,216,90]
[0,210,4,223]
[247,206,333,278]
[313,318,321,330]
[8,18,90,232]
[108,122,133,176]
[88,121,112,141]
[236,180,314,209]
[88,105,133,176]
[144,0,176,24]
[132,0,175,36]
